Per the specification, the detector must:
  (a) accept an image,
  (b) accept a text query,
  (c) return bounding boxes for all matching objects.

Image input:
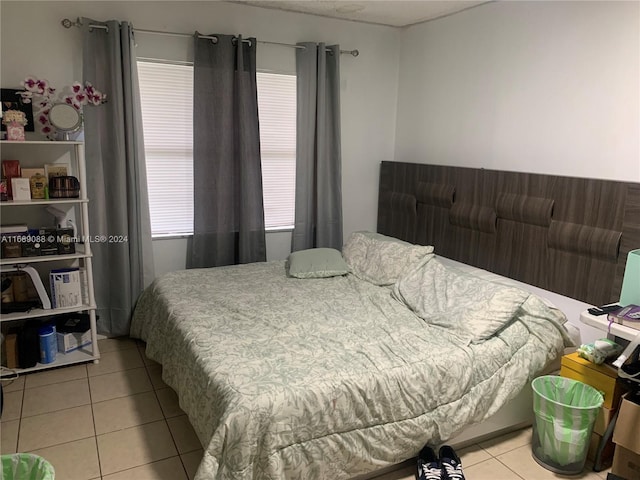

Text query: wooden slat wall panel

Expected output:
[493,220,550,289]
[377,162,640,305]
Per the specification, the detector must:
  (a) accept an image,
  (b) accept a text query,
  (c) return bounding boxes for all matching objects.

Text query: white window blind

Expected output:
[138,61,194,237]
[138,61,296,236]
[256,72,297,229]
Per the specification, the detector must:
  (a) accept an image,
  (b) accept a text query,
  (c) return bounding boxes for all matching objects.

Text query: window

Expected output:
[137,61,296,237]
[256,73,297,230]
[137,61,193,237]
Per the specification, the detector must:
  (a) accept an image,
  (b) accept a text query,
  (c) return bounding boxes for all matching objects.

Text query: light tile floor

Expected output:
[0,337,613,480]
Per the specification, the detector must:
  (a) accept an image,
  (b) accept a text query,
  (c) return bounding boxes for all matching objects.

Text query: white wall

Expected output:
[0,1,400,275]
[395,1,640,182]
[3,1,639,277]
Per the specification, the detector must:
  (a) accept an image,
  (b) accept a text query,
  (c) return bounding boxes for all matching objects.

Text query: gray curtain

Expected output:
[291,43,343,251]
[82,19,155,337]
[189,34,266,268]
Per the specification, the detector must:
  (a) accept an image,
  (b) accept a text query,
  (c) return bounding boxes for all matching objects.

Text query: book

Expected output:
[1,159,20,198]
[49,267,82,309]
[1,159,20,178]
[10,177,31,200]
[608,305,640,331]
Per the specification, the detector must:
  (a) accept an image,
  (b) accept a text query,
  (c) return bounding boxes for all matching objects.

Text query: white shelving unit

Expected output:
[1,140,100,375]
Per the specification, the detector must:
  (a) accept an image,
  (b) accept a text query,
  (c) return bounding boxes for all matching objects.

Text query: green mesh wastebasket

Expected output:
[531,375,604,475]
[1,453,55,480]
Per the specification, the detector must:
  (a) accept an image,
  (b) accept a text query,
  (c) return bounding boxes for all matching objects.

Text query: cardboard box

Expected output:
[1,233,23,258]
[560,352,626,409]
[56,227,75,255]
[613,395,640,454]
[55,313,91,353]
[56,330,91,353]
[49,268,82,308]
[21,229,42,257]
[39,227,58,256]
[593,405,616,436]
[612,446,640,480]
[3,332,19,368]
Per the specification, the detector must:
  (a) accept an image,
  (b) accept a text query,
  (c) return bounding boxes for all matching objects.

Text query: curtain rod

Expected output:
[61,18,359,57]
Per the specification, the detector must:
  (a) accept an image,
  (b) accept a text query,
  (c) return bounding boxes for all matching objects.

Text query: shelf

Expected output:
[580,310,640,342]
[1,198,87,206]
[0,140,83,145]
[1,139,99,374]
[1,304,97,322]
[0,245,90,266]
[0,347,99,378]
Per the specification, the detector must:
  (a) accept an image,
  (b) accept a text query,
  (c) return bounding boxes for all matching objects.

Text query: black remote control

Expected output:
[588,304,622,316]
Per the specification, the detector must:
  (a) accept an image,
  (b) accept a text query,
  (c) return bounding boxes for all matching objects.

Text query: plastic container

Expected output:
[531,375,604,474]
[38,325,57,364]
[0,453,55,479]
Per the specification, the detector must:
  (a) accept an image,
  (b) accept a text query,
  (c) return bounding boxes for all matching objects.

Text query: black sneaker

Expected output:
[439,445,465,480]
[416,445,442,480]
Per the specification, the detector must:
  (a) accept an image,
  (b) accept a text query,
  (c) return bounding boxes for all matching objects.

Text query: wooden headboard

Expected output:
[377,162,640,306]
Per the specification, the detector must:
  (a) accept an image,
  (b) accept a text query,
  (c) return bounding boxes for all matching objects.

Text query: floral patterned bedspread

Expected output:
[130,261,571,480]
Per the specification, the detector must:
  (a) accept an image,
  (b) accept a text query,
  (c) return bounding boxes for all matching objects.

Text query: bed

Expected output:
[131,232,572,479]
[131,163,639,479]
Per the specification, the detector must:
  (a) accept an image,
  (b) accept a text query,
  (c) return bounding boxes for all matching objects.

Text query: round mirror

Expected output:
[48,103,82,139]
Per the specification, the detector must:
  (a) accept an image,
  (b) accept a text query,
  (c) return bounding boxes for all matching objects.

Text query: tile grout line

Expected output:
[20,378,93,420]
[18,367,99,475]
[15,378,25,453]
[13,379,24,454]
[86,365,105,480]
[12,340,544,480]
[11,341,142,479]
[86,345,185,478]
[93,343,155,479]
[98,455,187,480]
[473,430,531,479]
[142,350,192,479]
[494,456,527,480]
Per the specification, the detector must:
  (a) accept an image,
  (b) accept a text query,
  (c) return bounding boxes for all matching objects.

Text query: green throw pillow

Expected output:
[286,248,350,278]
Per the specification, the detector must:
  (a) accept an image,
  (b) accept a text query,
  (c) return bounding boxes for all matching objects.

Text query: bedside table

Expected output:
[580,309,639,342]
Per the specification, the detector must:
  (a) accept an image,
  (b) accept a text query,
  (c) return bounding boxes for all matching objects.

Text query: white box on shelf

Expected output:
[57,329,92,353]
[79,267,89,305]
[49,268,82,308]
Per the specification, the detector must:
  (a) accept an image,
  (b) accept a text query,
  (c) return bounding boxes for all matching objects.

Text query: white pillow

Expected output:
[393,257,530,343]
[342,231,434,286]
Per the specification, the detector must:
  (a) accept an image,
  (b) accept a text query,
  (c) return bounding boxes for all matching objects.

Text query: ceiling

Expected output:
[231,1,490,28]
